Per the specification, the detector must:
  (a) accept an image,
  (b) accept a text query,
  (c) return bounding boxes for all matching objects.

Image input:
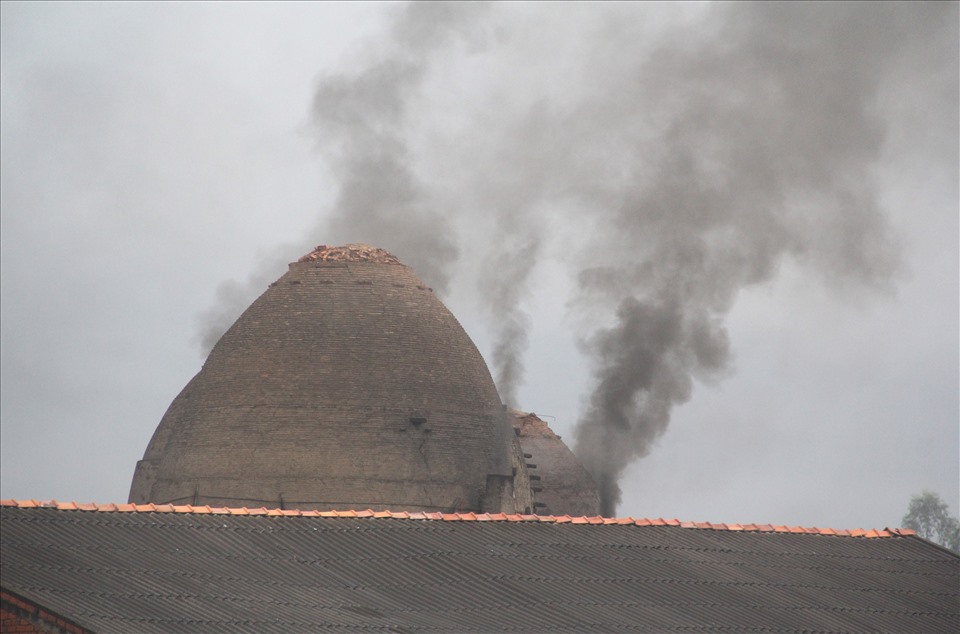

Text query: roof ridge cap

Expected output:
[0,500,911,538]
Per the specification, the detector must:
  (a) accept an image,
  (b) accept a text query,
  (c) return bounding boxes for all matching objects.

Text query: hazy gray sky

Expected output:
[2,2,957,529]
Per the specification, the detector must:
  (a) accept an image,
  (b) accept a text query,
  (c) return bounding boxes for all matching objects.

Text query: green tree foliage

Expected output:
[902,491,960,553]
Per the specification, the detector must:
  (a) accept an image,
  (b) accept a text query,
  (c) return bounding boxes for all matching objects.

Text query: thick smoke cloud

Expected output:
[568,3,926,514]
[199,2,954,515]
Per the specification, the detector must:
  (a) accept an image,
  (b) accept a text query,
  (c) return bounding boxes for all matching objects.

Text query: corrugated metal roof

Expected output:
[2,501,957,633]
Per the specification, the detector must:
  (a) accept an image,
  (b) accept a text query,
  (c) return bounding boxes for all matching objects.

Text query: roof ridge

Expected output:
[0,499,915,538]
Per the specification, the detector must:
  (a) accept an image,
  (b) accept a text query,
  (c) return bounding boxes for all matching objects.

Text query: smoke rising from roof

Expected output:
[480,234,541,407]
[197,2,955,514]
[565,2,940,514]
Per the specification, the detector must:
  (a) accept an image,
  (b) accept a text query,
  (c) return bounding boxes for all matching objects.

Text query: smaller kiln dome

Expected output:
[130,244,525,512]
[513,411,600,517]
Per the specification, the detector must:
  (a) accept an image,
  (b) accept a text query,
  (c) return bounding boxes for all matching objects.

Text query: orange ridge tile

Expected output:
[0,499,914,538]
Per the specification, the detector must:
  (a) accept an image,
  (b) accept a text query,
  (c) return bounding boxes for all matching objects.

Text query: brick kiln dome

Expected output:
[512,411,600,517]
[129,244,529,513]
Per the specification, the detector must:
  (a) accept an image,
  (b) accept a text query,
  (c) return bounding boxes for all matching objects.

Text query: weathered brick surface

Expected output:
[0,605,38,634]
[1,592,88,634]
[131,260,523,512]
[514,412,601,517]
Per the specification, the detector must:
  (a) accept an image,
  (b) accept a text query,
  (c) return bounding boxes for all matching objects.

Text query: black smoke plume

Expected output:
[198,2,955,516]
[568,3,934,514]
[479,234,541,407]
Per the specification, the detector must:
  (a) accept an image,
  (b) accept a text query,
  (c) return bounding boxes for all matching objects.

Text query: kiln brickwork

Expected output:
[1,591,89,634]
[514,411,601,516]
[130,246,529,513]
